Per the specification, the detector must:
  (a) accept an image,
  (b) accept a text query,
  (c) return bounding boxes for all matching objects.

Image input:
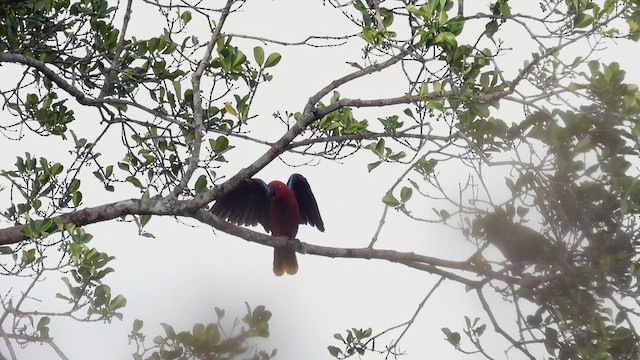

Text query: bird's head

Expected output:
[478,210,511,241]
[267,181,289,201]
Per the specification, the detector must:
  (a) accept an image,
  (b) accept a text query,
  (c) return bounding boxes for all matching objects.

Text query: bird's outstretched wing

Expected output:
[211,179,271,232]
[288,174,325,231]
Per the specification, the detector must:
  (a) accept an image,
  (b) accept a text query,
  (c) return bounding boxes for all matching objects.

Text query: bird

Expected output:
[210,174,324,276]
[479,210,559,264]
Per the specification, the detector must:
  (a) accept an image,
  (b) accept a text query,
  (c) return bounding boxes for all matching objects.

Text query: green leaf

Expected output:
[390,151,406,161]
[441,327,461,345]
[434,31,457,47]
[382,192,400,207]
[603,62,619,82]
[163,42,177,54]
[68,178,81,193]
[544,326,559,354]
[37,219,52,233]
[346,61,364,70]
[37,316,50,328]
[195,175,208,194]
[172,81,182,100]
[215,307,225,319]
[93,170,104,181]
[126,176,144,188]
[264,53,282,68]
[72,191,82,207]
[26,93,39,105]
[381,11,394,27]
[0,246,13,254]
[253,46,265,66]
[231,51,246,68]
[180,10,192,24]
[37,317,50,339]
[499,1,511,16]
[205,323,221,345]
[403,108,415,119]
[161,323,176,338]
[367,161,381,172]
[224,102,237,116]
[50,162,63,176]
[400,187,413,202]
[375,138,385,156]
[109,294,127,311]
[485,20,498,38]
[212,136,229,153]
[133,319,144,333]
[328,346,342,357]
[148,38,160,53]
[574,13,593,28]
[475,324,486,336]
[193,323,205,341]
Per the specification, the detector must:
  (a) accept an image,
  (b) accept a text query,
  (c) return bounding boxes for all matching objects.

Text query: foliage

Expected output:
[0,0,639,359]
[129,304,275,360]
[328,327,374,358]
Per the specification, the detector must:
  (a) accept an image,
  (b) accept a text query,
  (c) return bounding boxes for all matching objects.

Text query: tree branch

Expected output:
[98,0,133,99]
[0,52,97,106]
[0,201,519,288]
[186,44,416,209]
[476,288,536,360]
[388,276,445,353]
[190,209,519,286]
[0,199,145,245]
[171,0,235,198]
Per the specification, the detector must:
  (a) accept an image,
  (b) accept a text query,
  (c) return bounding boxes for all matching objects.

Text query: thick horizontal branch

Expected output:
[0,199,520,286]
[0,197,278,245]
[0,199,146,244]
[0,197,208,244]
[191,209,518,286]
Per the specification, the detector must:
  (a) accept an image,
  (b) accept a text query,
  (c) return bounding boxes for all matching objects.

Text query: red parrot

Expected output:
[211,174,324,276]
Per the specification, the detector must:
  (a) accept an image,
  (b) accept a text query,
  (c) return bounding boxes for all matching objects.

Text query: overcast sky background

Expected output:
[1,1,640,359]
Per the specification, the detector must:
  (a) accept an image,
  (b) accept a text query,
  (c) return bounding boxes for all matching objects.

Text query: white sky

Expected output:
[1,1,640,359]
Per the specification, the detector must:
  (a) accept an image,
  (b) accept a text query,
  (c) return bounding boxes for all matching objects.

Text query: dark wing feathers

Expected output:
[288,174,325,232]
[211,179,270,232]
[212,175,324,233]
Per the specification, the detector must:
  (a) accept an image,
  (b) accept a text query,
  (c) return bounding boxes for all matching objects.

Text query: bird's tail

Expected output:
[273,247,298,276]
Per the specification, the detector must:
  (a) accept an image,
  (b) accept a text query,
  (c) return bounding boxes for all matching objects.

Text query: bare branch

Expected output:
[98,0,134,99]
[388,276,445,353]
[170,0,235,198]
